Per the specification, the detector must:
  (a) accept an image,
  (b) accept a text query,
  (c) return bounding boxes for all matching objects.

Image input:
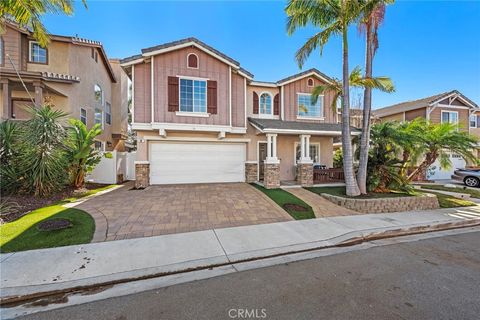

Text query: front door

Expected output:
[258,142,267,181]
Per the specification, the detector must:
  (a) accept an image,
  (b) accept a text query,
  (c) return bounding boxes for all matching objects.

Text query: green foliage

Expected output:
[66,119,102,188]
[0,121,23,192]
[333,149,343,168]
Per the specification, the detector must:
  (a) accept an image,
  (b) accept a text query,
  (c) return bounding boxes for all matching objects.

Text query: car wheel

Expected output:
[464,177,480,187]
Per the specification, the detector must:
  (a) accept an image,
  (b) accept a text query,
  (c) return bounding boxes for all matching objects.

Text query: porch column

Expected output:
[1,79,11,119]
[33,81,44,108]
[264,133,280,189]
[297,134,313,187]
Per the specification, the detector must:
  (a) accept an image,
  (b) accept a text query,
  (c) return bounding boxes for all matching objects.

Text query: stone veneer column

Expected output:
[297,163,313,187]
[264,162,280,189]
[135,161,150,189]
[245,162,258,183]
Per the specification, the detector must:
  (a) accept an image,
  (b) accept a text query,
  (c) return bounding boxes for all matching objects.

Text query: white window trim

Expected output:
[94,140,105,151]
[105,102,112,125]
[258,91,274,118]
[469,114,477,128]
[297,93,324,118]
[94,84,104,106]
[94,108,104,129]
[186,53,199,69]
[80,108,87,125]
[294,142,321,165]
[441,110,459,124]
[307,77,314,87]
[178,76,208,114]
[28,41,47,63]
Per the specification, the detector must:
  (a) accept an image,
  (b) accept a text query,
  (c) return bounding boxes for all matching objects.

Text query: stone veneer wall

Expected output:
[135,163,150,189]
[321,193,439,213]
[264,163,280,189]
[297,163,313,187]
[245,163,258,183]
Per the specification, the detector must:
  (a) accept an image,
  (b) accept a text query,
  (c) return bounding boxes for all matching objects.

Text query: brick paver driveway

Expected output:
[78,182,292,242]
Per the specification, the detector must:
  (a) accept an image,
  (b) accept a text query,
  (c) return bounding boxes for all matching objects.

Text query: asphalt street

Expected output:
[14,230,480,320]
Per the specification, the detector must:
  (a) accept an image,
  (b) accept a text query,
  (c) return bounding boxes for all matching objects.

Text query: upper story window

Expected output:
[94,108,103,128]
[0,37,4,66]
[91,48,98,62]
[80,108,87,125]
[105,102,112,125]
[179,78,206,113]
[307,78,314,87]
[441,111,458,124]
[187,53,198,69]
[259,93,272,116]
[298,93,323,118]
[470,114,477,128]
[94,84,104,105]
[29,41,47,64]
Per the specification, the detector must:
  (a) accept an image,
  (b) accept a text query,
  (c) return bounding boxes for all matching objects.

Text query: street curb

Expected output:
[2,218,479,308]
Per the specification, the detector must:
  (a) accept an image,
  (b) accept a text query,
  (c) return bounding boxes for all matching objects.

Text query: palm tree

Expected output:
[286,0,365,196]
[0,0,87,47]
[357,0,394,194]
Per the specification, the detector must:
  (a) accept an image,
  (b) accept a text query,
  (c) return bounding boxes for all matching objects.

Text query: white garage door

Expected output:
[149,142,246,184]
[427,153,466,180]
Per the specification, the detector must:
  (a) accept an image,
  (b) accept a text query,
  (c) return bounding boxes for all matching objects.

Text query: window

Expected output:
[94,141,103,151]
[259,93,272,115]
[105,102,111,125]
[441,111,458,124]
[94,84,103,105]
[187,53,198,69]
[91,48,98,62]
[298,93,323,118]
[94,108,103,127]
[307,78,314,87]
[470,114,477,128]
[80,108,87,125]
[295,143,320,164]
[179,78,206,113]
[0,37,4,66]
[29,41,47,64]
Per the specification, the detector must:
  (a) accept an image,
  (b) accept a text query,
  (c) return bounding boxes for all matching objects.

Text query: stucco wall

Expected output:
[27,40,70,74]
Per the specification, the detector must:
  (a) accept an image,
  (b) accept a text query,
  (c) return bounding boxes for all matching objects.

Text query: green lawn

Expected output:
[251,184,315,220]
[0,184,115,253]
[423,191,477,208]
[306,186,415,199]
[418,184,480,199]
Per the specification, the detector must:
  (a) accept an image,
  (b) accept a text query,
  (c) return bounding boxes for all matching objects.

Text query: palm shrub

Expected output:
[66,119,102,188]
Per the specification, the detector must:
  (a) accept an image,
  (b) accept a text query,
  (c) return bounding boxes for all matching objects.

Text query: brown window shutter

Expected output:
[168,76,179,112]
[207,80,217,114]
[188,54,198,68]
[253,92,259,114]
[273,94,279,115]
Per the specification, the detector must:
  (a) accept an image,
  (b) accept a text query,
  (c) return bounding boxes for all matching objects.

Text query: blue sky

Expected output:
[42,0,480,109]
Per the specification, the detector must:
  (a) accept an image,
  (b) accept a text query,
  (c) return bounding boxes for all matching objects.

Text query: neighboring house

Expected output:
[0,21,129,151]
[374,90,480,179]
[121,37,360,189]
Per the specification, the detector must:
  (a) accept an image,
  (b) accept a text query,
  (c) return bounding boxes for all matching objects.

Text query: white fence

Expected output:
[86,151,137,184]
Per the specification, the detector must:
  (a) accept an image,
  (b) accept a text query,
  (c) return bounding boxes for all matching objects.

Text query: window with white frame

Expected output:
[298,93,323,118]
[295,143,320,164]
[470,114,477,128]
[105,102,111,125]
[94,141,103,151]
[179,78,206,113]
[94,108,103,127]
[441,111,458,124]
[259,93,272,115]
[29,41,47,64]
[94,84,103,105]
[80,108,87,125]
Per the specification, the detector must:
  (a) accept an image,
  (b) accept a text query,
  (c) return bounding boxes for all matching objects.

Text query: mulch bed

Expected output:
[37,218,72,231]
[283,203,309,212]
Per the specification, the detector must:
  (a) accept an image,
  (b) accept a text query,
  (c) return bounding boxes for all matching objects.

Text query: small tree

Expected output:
[66,119,102,189]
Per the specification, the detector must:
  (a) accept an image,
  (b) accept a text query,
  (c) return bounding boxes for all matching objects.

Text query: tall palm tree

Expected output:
[357,0,394,194]
[286,0,365,196]
[0,0,87,47]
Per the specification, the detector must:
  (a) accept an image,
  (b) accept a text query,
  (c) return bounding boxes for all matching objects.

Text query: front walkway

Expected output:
[286,187,359,217]
[77,182,292,241]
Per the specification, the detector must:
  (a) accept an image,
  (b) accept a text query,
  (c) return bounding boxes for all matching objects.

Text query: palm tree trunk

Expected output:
[341,17,361,197]
[407,152,437,182]
[357,18,374,194]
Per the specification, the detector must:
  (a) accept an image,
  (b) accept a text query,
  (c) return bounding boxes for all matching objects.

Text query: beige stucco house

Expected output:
[121,38,360,189]
[0,21,129,151]
[374,90,480,179]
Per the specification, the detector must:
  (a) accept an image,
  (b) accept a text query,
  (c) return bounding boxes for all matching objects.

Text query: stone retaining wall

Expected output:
[321,193,439,213]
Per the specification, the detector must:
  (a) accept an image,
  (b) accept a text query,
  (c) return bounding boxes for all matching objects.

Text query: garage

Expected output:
[427,153,466,180]
[149,142,246,184]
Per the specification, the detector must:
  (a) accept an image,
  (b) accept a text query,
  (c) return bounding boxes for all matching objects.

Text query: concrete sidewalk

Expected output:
[2,205,480,301]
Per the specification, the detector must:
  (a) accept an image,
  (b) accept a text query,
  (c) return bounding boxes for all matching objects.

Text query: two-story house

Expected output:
[121,38,360,189]
[0,21,129,151]
[374,90,480,179]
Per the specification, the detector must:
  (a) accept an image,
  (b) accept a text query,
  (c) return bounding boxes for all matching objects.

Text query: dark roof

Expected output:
[119,54,143,64]
[248,117,360,133]
[276,68,333,85]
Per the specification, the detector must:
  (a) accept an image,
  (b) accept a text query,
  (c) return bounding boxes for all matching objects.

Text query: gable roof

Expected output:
[374,90,478,117]
[276,68,333,85]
